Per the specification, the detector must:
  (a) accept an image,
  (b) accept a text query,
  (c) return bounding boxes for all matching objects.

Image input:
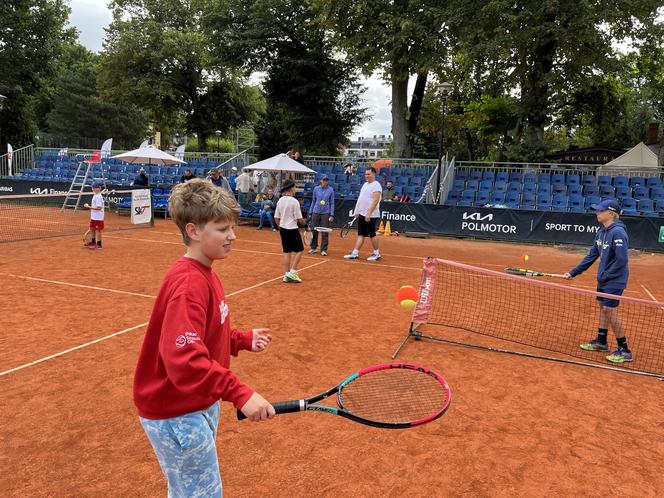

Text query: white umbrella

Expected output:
[112,145,186,165]
[242,153,315,174]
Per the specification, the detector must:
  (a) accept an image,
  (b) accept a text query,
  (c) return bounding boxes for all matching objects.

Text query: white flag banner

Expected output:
[58,147,68,158]
[175,144,186,160]
[7,143,13,176]
[131,189,152,225]
[139,139,149,149]
[100,138,113,158]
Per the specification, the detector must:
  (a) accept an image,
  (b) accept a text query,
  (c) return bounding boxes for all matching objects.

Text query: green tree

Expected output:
[313,0,447,157]
[208,0,367,156]
[98,0,260,151]
[0,0,71,151]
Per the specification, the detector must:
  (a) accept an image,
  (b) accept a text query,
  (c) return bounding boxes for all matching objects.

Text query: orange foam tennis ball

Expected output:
[396,285,418,305]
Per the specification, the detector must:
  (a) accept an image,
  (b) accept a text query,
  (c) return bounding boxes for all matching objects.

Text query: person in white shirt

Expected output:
[274,179,306,283]
[83,181,105,250]
[344,167,383,261]
[235,170,253,206]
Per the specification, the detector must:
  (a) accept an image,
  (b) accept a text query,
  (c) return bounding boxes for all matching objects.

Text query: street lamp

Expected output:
[215,130,221,152]
[175,132,180,146]
[434,82,453,203]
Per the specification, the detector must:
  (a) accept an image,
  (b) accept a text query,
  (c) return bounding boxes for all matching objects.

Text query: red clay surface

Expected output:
[1,222,664,497]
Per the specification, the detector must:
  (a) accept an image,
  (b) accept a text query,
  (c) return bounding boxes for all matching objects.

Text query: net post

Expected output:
[391,322,417,359]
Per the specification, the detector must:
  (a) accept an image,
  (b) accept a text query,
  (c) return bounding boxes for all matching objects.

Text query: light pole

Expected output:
[0,94,6,155]
[175,132,180,146]
[215,130,221,153]
[434,82,453,203]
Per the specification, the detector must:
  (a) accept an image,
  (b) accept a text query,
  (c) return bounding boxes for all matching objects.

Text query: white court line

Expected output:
[640,284,664,310]
[3,274,156,299]
[0,260,329,378]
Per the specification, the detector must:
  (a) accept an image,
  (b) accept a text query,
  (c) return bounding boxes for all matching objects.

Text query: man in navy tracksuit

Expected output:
[564,199,632,363]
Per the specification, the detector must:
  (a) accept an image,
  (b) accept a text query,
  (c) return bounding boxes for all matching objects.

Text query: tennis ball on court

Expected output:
[400,299,417,309]
[396,285,418,306]
[523,254,529,262]
[320,200,325,205]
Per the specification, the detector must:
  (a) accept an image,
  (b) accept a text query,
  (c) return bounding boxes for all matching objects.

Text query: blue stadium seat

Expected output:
[445,191,461,206]
[552,184,567,195]
[633,186,649,200]
[537,173,551,184]
[585,195,601,210]
[615,186,632,199]
[638,199,658,217]
[402,168,414,177]
[552,173,565,185]
[621,198,638,216]
[629,176,645,188]
[582,175,596,186]
[453,179,465,191]
[493,181,507,193]
[538,183,551,195]
[552,194,568,211]
[508,182,522,194]
[537,194,551,210]
[496,172,509,183]
[584,184,599,197]
[470,170,483,182]
[651,187,664,201]
[482,171,495,182]
[410,176,423,186]
[646,177,662,189]
[457,190,476,207]
[397,176,409,186]
[520,191,537,210]
[506,191,520,208]
[414,168,427,177]
[599,185,615,197]
[455,170,468,180]
[569,195,584,213]
[567,184,582,196]
[598,176,612,187]
[523,172,537,184]
[479,180,493,191]
[509,172,522,183]
[475,191,491,206]
[613,176,629,188]
[491,191,506,204]
[566,174,580,186]
[523,183,536,195]
[466,179,479,190]
[655,200,664,215]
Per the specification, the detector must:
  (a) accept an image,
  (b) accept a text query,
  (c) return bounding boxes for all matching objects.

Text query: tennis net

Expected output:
[0,189,153,243]
[395,257,664,377]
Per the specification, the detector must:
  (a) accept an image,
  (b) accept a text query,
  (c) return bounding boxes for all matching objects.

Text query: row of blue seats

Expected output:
[447,191,663,216]
[35,156,219,169]
[456,170,662,189]
[312,164,431,177]
[452,180,664,200]
[312,173,426,187]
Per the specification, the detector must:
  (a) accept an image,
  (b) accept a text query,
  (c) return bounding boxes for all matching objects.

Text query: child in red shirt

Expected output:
[134,179,274,497]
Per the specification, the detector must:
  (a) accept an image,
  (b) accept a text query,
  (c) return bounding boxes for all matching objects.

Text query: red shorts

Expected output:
[89,220,105,231]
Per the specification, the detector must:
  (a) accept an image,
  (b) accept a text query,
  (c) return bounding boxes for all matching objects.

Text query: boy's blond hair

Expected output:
[169,178,240,244]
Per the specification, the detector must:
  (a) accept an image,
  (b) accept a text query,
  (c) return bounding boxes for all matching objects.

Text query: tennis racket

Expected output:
[505,267,566,278]
[340,218,356,238]
[303,226,313,246]
[237,362,451,429]
[83,229,93,245]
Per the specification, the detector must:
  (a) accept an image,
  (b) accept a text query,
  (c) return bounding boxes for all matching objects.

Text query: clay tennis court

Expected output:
[2,224,664,497]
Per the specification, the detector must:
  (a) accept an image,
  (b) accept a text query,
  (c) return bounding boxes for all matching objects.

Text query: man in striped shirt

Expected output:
[308,175,335,256]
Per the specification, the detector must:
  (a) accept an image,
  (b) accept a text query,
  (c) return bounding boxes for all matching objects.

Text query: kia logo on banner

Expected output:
[462,212,494,222]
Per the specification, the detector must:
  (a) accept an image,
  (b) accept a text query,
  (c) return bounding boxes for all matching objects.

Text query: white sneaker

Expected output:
[344,253,359,260]
[308,248,319,254]
[321,251,328,256]
[367,253,381,261]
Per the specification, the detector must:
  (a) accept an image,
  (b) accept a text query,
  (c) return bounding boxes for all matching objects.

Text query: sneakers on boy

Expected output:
[286,271,302,283]
[367,253,381,262]
[343,253,359,260]
[606,347,633,363]
[579,339,609,352]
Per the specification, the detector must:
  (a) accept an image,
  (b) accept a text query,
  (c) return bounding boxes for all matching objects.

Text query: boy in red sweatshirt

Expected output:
[133,179,275,497]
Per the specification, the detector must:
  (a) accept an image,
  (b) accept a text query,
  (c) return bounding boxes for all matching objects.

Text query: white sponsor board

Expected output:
[131,189,152,225]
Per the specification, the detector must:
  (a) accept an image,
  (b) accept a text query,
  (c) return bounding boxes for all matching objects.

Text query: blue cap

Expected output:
[321,175,329,180]
[91,181,101,188]
[591,199,621,214]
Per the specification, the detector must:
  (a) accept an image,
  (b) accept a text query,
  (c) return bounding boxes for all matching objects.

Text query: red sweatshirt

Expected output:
[133,257,254,419]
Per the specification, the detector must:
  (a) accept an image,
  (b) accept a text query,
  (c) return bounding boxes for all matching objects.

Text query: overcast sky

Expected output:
[68,0,396,139]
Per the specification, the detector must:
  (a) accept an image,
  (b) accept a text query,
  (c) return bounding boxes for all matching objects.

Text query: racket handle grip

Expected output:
[236,400,303,421]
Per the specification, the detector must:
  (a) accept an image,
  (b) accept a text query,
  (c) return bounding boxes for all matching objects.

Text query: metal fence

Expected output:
[455,160,664,179]
[303,155,439,171]
[0,144,35,177]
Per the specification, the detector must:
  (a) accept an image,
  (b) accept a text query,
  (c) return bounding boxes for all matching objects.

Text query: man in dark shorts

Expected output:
[344,167,382,261]
[564,199,632,363]
[274,179,306,283]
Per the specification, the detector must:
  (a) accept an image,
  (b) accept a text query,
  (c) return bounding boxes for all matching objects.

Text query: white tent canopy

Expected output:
[604,142,658,169]
[112,145,185,165]
[242,153,315,174]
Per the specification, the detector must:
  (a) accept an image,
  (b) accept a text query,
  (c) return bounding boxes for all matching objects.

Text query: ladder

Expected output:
[61,152,108,210]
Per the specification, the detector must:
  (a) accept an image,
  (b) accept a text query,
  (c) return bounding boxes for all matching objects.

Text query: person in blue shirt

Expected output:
[228,166,238,191]
[257,188,277,231]
[307,175,335,256]
[564,199,632,363]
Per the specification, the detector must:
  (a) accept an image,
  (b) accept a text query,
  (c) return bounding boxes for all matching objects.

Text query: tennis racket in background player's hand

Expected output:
[340,217,357,238]
[237,362,451,429]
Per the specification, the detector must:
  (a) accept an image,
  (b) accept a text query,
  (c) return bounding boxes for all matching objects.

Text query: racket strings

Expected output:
[339,368,448,423]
